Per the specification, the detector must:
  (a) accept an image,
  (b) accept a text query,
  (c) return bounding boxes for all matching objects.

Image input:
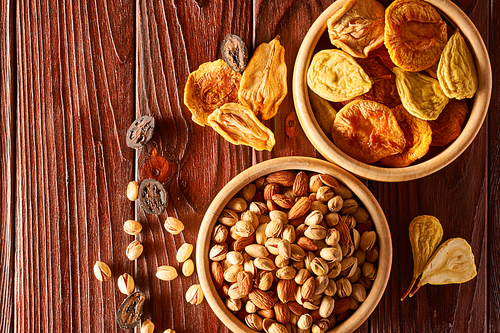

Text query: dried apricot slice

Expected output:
[331,100,406,164]
[429,99,468,146]
[385,0,447,72]
[380,105,432,167]
[184,59,241,126]
[308,89,337,135]
[307,49,372,102]
[327,0,385,58]
[207,103,276,151]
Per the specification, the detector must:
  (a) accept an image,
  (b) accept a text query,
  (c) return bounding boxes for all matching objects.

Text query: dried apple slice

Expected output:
[380,105,432,167]
[429,99,468,147]
[327,0,385,58]
[401,215,443,300]
[331,100,406,164]
[207,103,275,151]
[184,59,241,126]
[409,238,477,297]
[385,0,448,72]
[307,49,372,102]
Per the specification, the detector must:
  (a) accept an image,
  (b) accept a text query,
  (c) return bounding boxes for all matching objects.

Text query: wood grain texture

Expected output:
[0,0,14,332]
[16,0,135,331]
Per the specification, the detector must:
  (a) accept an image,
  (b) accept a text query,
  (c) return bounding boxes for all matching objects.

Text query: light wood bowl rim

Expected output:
[196,157,392,333]
[292,0,492,182]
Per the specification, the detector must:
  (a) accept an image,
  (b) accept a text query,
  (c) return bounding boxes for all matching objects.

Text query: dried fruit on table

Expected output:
[437,30,478,99]
[116,291,146,329]
[126,116,155,149]
[429,99,468,147]
[380,105,432,167]
[308,89,337,135]
[139,147,170,183]
[307,49,372,102]
[331,100,406,164]
[221,34,249,73]
[343,56,401,109]
[326,0,385,58]
[410,238,477,297]
[138,178,168,215]
[238,37,287,120]
[393,67,449,120]
[184,59,241,126]
[401,215,443,300]
[385,0,448,72]
[207,103,276,151]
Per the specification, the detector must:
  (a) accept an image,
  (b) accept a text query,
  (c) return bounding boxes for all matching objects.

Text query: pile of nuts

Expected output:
[209,170,379,332]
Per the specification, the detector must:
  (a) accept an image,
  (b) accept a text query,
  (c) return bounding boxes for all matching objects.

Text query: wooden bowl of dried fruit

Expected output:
[196,157,392,333]
[292,0,492,182]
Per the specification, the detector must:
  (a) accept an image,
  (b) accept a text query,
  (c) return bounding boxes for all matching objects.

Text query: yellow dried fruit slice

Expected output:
[401,215,443,300]
[385,0,447,72]
[207,103,276,151]
[380,105,432,167]
[410,238,477,297]
[307,49,372,102]
[393,67,449,120]
[429,99,468,147]
[184,59,241,126]
[326,0,385,58]
[308,89,337,135]
[437,30,478,99]
[331,100,406,164]
[238,37,287,120]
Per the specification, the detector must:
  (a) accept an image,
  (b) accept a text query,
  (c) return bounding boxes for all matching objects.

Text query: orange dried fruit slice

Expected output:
[385,0,448,72]
[327,0,386,58]
[332,100,406,164]
[184,59,241,126]
[380,105,432,167]
[428,99,468,147]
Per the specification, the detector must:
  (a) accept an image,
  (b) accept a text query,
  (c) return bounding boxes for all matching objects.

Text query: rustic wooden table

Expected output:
[0,0,498,332]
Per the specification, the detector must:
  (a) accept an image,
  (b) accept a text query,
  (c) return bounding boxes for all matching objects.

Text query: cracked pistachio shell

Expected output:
[207,103,276,151]
[307,49,372,102]
[437,30,478,99]
[393,67,449,120]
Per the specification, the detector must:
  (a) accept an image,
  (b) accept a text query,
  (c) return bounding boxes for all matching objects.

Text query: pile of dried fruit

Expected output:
[184,35,287,151]
[307,0,478,167]
[401,215,477,300]
[209,170,380,332]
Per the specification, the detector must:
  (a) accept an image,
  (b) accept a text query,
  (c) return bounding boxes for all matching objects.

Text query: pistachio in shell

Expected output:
[116,291,146,329]
[138,178,168,215]
[221,34,249,73]
[126,115,155,149]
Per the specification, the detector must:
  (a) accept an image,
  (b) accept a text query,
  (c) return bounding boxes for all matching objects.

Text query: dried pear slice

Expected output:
[393,67,449,120]
[331,100,406,164]
[385,0,447,72]
[184,59,241,126]
[308,89,337,135]
[429,99,469,147]
[380,105,432,167]
[238,37,287,120]
[207,103,275,151]
[307,49,372,102]
[401,215,443,300]
[437,30,478,99]
[326,0,385,58]
[410,238,477,297]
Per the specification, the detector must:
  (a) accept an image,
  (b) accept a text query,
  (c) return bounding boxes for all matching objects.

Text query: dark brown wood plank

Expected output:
[135,0,253,331]
[0,0,14,331]
[16,0,135,331]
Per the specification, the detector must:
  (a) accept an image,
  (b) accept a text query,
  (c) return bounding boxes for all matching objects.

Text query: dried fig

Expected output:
[331,100,406,164]
[429,99,468,147]
[380,105,432,167]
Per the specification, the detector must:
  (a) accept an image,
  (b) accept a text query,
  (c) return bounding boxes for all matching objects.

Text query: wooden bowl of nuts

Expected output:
[196,157,392,332]
[292,0,492,182]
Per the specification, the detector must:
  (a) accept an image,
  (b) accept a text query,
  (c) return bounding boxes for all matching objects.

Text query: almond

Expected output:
[274,301,291,325]
[297,237,318,251]
[335,218,352,247]
[237,271,253,296]
[249,289,275,310]
[318,174,339,188]
[266,171,296,187]
[233,234,256,252]
[272,194,294,209]
[293,171,309,197]
[277,279,296,303]
[288,197,312,220]
[211,261,224,290]
[264,183,280,201]
[287,301,309,316]
[257,309,275,319]
[301,276,315,300]
[332,297,352,315]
